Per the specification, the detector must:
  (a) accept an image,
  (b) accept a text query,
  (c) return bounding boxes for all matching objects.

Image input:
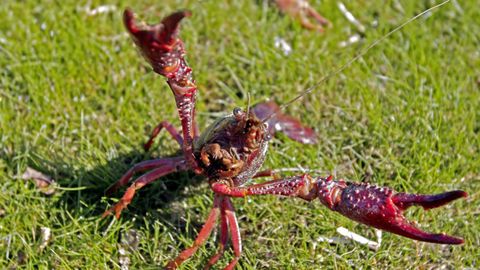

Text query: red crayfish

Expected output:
[102,8,468,270]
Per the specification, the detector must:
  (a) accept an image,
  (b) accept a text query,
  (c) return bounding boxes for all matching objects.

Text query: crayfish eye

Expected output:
[233,107,244,119]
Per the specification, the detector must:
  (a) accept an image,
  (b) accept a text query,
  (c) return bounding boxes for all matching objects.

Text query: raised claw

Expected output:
[123,8,200,171]
[124,8,191,47]
[123,8,191,75]
[317,180,467,244]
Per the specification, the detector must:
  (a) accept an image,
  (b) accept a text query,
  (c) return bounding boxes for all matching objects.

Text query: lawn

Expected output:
[0,0,479,269]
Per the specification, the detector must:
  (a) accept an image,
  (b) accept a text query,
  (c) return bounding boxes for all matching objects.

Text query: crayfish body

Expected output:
[194,109,270,186]
[102,8,468,270]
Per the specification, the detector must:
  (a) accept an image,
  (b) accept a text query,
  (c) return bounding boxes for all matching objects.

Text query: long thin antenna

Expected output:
[262,0,451,123]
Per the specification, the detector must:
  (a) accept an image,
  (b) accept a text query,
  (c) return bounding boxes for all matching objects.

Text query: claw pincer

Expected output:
[123,9,199,171]
[316,178,467,244]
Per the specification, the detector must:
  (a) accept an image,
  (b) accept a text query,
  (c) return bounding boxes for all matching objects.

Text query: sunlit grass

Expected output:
[1,0,478,269]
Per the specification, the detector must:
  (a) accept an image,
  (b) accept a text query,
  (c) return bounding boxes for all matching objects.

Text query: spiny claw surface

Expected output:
[317,180,467,244]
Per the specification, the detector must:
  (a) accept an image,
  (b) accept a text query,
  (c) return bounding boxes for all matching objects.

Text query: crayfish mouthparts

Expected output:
[316,179,468,245]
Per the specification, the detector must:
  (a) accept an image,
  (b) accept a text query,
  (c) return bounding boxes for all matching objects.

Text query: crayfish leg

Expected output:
[143,121,183,152]
[165,196,222,269]
[102,157,186,219]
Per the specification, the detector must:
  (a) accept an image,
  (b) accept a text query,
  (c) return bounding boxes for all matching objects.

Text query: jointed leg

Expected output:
[193,112,200,139]
[167,196,244,270]
[253,168,327,180]
[166,195,222,270]
[252,169,279,180]
[144,121,183,151]
[203,199,229,270]
[102,157,187,219]
[105,157,182,195]
[223,197,242,270]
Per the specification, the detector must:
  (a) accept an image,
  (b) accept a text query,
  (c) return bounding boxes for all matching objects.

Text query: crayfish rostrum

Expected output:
[102,8,468,270]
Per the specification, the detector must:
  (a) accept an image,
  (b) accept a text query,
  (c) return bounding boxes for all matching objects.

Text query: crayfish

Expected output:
[102,8,468,270]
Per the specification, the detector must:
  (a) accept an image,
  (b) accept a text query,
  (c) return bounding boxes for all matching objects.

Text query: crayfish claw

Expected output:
[123,9,139,34]
[158,10,192,44]
[386,190,467,244]
[386,215,465,245]
[122,8,191,76]
[318,180,467,245]
[392,190,468,210]
[123,8,190,46]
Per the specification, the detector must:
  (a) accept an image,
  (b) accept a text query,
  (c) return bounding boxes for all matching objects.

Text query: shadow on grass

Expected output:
[15,147,208,232]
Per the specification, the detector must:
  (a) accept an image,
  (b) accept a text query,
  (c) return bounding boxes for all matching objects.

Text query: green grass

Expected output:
[1,0,479,269]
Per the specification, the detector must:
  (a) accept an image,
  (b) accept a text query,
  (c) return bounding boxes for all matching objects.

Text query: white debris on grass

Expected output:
[274,37,292,56]
[85,5,117,16]
[316,227,382,251]
[39,227,52,250]
[121,229,140,251]
[337,227,381,251]
[118,229,142,270]
[337,2,366,33]
[118,247,130,270]
[316,235,350,245]
[375,229,382,246]
[337,2,366,48]
[339,33,362,48]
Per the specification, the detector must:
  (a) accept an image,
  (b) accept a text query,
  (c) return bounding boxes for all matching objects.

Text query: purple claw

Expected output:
[123,8,191,75]
[317,180,467,244]
[386,190,467,244]
[392,190,468,211]
[124,8,190,45]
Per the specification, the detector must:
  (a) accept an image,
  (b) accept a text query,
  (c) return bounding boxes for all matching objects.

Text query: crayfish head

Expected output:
[194,108,270,186]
